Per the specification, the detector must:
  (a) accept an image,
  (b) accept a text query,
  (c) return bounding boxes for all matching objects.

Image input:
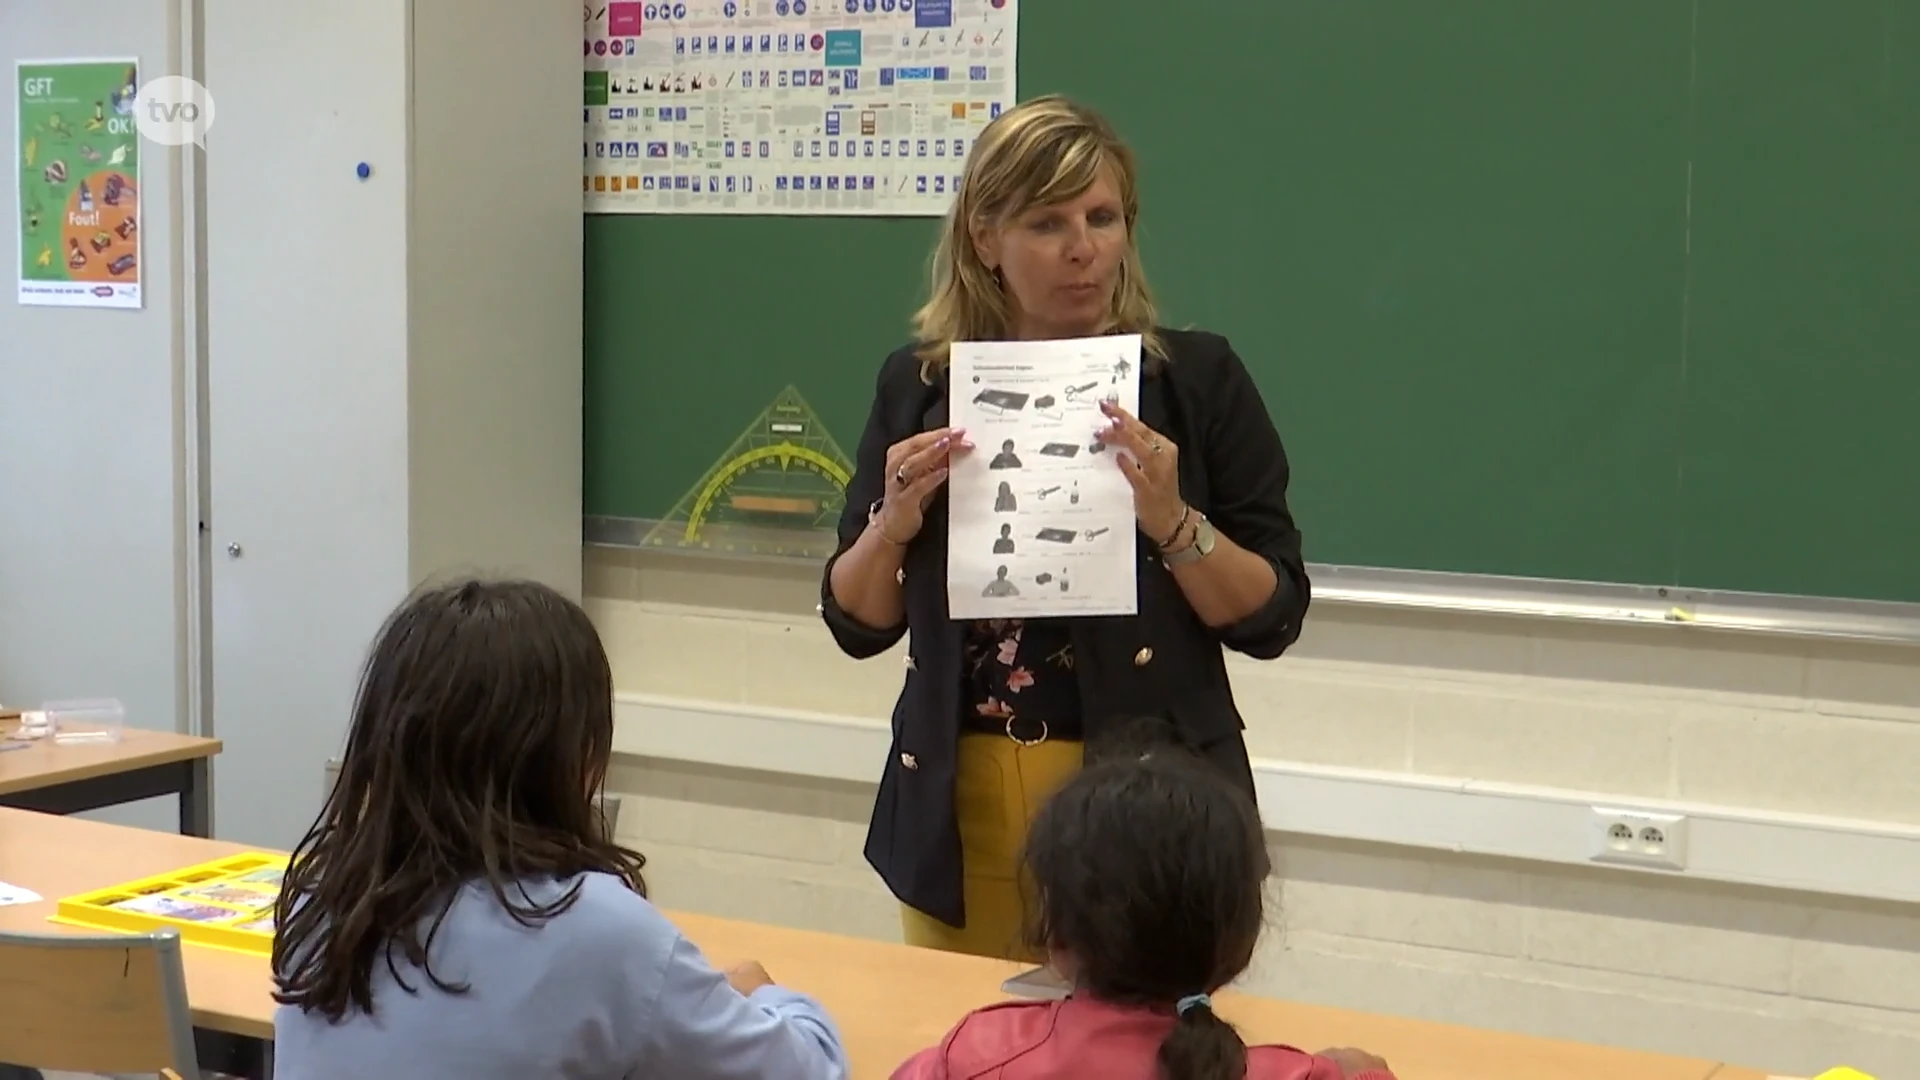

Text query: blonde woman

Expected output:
[820,96,1309,960]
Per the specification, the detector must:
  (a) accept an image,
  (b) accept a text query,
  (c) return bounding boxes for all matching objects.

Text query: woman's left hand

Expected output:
[1097,399,1186,546]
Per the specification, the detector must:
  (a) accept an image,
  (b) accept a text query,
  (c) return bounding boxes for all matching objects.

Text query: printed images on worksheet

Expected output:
[947,335,1142,619]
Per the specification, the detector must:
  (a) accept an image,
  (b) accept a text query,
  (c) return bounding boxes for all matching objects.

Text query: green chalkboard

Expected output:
[584,1,1920,603]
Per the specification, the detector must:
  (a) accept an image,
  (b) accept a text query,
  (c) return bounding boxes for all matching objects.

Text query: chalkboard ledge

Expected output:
[586,516,1920,648]
[1310,565,1920,649]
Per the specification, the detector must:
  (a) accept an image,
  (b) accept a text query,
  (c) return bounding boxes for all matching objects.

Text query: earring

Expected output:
[991,266,1005,287]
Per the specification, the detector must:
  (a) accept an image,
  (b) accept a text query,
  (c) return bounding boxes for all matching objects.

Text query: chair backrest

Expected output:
[0,927,201,1078]
[323,758,624,836]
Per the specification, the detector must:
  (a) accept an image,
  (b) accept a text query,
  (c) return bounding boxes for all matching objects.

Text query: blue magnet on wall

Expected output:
[356,162,372,179]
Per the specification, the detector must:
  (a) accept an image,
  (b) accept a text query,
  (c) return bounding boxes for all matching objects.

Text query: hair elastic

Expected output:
[1175,993,1212,1017]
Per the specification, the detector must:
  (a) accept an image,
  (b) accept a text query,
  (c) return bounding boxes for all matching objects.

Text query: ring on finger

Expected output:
[894,465,910,487]
[1150,440,1165,455]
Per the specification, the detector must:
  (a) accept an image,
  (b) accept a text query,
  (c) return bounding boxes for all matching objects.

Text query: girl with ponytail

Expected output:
[891,742,1396,1080]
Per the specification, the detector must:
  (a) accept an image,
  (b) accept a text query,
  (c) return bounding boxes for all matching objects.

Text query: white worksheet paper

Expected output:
[948,334,1142,619]
[0,880,42,907]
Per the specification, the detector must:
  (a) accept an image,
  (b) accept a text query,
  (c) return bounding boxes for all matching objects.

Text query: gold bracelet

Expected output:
[1160,518,1198,556]
[1156,505,1191,550]
[868,499,910,546]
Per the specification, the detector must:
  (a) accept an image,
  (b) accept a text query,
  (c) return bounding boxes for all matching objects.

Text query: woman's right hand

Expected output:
[875,427,969,544]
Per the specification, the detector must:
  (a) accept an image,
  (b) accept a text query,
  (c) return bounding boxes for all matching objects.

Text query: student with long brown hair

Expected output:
[892,743,1395,1080]
[271,578,848,1079]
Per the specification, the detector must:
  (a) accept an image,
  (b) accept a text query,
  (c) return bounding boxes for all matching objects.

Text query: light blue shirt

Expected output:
[272,873,849,1080]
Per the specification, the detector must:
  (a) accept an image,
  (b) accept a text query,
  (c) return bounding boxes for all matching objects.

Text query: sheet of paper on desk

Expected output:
[1001,965,1071,1001]
[0,881,43,906]
[948,334,1142,620]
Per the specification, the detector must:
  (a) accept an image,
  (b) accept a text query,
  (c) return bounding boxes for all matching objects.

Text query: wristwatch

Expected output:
[1161,514,1216,567]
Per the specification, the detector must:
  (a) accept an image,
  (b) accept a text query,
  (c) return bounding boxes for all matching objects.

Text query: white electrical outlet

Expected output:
[1588,807,1690,870]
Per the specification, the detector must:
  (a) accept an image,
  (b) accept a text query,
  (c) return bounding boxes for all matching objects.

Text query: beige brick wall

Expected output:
[588,546,1920,1077]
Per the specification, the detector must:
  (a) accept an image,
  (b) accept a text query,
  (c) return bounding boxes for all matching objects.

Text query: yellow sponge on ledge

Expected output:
[1811,1068,1877,1080]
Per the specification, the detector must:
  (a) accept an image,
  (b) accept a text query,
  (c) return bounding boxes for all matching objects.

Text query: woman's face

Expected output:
[974,167,1128,341]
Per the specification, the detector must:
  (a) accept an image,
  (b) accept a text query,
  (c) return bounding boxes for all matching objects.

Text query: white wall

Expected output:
[200,0,583,849]
[588,546,1920,1078]
[407,0,584,597]
[0,0,189,832]
[5,0,578,852]
[201,0,417,849]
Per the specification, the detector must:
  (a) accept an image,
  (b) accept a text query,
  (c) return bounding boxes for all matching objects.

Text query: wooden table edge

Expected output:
[0,731,222,795]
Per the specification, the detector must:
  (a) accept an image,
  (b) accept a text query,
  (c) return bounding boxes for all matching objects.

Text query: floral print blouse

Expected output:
[962,617,1082,741]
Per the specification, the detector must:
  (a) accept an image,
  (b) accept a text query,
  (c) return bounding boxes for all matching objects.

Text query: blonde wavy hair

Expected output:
[912,95,1166,380]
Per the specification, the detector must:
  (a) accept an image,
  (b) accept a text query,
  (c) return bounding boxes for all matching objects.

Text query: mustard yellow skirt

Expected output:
[898,733,1085,962]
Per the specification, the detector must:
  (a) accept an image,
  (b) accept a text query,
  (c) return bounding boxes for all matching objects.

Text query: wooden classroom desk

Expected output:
[0,726,219,836]
[0,807,1759,1080]
[678,914,1750,1080]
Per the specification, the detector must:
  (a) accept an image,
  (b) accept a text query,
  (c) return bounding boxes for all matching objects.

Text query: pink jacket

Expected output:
[891,997,1397,1080]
